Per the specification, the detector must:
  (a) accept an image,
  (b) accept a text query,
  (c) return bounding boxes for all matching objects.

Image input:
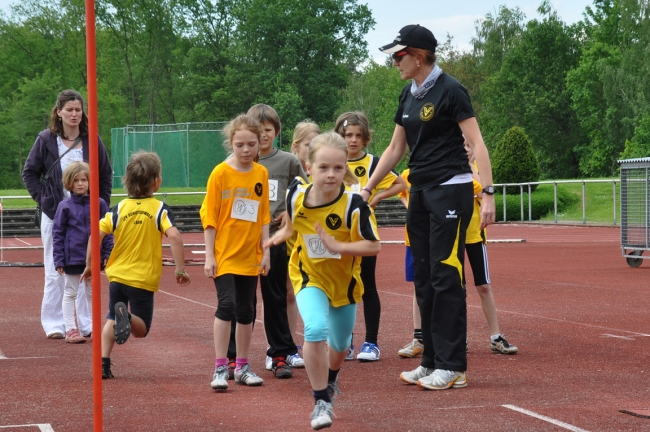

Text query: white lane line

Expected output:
[502,405,589,432]
[13,238,32,246]
[602,334,635,340]
[0,425,55,431]
[158,290,263,325]
[377,290,650,337]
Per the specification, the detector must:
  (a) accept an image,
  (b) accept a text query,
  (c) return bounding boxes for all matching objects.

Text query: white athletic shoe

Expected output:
[286,352,305,368]
[400,365,435,385]
[265,355,273,371]
[234,364,263,386]
[345,345,355,361]
[310,399,334,430]
[210,365,229,390]
[417,369,467,390]
[356,342,380,361]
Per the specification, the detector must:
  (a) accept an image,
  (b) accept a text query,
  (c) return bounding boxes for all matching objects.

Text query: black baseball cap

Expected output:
[379,24,438,54]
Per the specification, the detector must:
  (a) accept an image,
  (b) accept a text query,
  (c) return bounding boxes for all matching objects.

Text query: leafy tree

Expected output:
[471,5,526,76]
[619,113,650,160]
[492,126,540,194]
[335,61,405,168]
[480,2,584,178]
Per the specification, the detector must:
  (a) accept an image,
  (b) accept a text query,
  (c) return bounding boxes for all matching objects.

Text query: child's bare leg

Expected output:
[101,319,115,357]
[476,283,500,336]
[213,317,231,358]
[303,340,328,390]
[328,346,348,372]
[130,314,147,338]
[235,322,253,359]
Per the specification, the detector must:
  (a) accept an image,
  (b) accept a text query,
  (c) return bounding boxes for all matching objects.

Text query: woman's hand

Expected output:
[56,267,65,275]
[480,194,496,229]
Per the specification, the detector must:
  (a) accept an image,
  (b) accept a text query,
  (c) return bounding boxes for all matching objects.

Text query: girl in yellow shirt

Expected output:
[201,115,271,391]
[266,132,380,430]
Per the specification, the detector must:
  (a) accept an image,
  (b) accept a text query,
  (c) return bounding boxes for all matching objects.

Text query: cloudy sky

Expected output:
[0,0,595,62]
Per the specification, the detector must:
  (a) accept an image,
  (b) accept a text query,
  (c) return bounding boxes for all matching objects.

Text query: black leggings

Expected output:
[361,255,380,345]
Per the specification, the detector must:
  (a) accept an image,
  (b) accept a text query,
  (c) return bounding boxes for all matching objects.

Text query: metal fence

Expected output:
[495,179,619,225]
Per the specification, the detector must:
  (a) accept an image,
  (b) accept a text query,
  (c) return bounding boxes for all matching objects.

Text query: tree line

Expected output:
[0,0,648,189]
[340,0,650,180]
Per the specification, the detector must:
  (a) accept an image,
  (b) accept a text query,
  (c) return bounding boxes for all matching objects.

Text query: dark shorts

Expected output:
[465,242,490,286]
[106,281,154,333]
[405,246,414,282]
[214,274,258,324]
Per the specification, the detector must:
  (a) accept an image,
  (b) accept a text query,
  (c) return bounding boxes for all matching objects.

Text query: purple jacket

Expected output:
[52,194,114,268]
[22,129,113,220]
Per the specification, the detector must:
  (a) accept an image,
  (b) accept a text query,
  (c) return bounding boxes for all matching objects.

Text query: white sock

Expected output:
[490,334,501,342]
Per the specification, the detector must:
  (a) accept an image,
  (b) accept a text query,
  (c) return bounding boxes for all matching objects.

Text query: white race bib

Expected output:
[268,179,279,202]
[350,183,361,193]
[231,198,259,222]
[302,234,341,259]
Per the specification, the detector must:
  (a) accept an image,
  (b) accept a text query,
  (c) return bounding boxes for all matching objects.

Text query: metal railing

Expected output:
[495,179,619,225]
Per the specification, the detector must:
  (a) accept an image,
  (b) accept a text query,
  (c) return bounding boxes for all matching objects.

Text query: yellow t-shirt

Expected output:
[466,163,487,244]
[398,168,411,247]
[287,180,379,307]
[100,197,174,292]
[200,161,271,277]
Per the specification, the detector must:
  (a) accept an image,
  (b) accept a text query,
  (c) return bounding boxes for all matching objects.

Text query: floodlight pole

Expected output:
[84,0,103,430]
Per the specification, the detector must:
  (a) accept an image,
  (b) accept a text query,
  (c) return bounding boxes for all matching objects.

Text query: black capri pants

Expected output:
[214,274,258,324]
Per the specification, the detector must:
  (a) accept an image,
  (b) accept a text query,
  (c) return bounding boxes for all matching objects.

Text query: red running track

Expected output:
[0,224,648,431]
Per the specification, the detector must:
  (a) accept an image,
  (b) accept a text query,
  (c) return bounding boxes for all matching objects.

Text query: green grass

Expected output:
[495,179,620,224]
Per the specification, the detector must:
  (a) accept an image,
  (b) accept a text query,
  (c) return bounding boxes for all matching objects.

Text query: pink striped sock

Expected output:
[215,358,228,369]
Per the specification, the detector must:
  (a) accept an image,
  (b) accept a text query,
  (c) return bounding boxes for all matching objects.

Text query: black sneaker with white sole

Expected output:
[491,335,518,354]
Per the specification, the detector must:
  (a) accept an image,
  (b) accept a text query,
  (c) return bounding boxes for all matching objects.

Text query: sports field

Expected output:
[0,224,648,431]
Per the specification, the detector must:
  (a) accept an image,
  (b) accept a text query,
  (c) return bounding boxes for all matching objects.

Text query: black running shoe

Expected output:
[272,357,293,379]
[113,302,131,345]
[102,357,114,379]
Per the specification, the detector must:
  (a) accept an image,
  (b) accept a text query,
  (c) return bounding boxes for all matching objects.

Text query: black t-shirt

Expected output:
[394,73,475,190]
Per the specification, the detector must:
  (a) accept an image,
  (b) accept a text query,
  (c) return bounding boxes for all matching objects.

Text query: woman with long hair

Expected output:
[23,89,113,339]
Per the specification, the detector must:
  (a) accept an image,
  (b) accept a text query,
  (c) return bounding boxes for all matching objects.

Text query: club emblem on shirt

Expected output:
[254,182,263,197]
[325,214,342,230]
[354,166,366,177]
[420,102,435,121]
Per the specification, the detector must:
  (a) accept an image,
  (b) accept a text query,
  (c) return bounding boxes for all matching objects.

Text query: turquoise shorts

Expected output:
[296,287,357,353]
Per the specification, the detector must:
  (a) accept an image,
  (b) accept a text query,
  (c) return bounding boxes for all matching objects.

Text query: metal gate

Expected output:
[619,157,650,267]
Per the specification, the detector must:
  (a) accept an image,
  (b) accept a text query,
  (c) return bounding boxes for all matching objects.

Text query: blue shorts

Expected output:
[405,246,414,282]
[296,287,357,353]
[106,281,154,333]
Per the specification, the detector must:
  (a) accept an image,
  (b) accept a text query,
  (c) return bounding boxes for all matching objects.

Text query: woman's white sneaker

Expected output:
[417,369,467,390]
[399,366,434,384]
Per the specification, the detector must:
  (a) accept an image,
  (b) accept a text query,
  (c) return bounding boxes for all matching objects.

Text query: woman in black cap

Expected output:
[360,24,496,390]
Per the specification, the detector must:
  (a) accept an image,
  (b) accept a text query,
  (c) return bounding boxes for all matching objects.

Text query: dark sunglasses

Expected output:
[391,50,409,62]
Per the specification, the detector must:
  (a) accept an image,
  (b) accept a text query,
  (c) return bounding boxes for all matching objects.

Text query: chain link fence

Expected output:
[111,122,229,188]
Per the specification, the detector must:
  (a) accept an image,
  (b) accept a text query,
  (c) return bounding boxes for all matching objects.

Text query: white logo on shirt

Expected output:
[402,114,409,118]
[446,210,457,219]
